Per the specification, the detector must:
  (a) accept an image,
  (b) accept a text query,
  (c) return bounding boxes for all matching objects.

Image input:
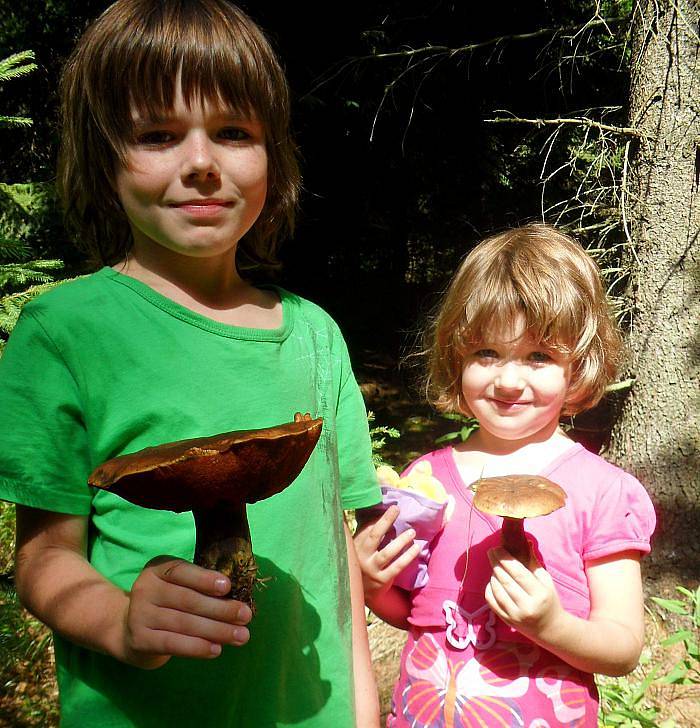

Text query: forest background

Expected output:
[0,0,698,725]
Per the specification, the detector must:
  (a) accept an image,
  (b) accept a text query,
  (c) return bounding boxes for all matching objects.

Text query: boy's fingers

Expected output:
[155,583,252,624]
[150,607,250,647]
[151,557,233,598]
[140,630,241,661]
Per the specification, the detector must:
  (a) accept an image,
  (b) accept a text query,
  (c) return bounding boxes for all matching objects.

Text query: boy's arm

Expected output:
[353,506,420,630]
[344,521,380,727]
[15,505,252,669]
[485,548,645,676]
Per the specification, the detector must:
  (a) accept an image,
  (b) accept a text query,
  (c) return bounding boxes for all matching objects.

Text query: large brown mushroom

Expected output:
[89,413,323,612]
[472,474,566,567]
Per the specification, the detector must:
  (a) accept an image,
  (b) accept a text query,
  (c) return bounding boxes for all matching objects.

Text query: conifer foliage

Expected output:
[0,51,62,352]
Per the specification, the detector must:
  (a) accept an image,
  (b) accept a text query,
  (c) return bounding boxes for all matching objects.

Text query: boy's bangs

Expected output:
[125,38,268,126]
[95,2,283,148]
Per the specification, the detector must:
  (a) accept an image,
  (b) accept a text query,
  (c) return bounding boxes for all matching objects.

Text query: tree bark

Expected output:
[607,0,699,578]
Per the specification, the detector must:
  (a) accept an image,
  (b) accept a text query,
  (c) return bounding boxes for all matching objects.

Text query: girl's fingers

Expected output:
[488,549,538,590]
[376,527,416,567]
[365,506,401,547]
[385,540,422,576]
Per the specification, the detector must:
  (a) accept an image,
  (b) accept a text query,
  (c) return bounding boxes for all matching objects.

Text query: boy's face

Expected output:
[460,317,571,445]
[115,87,267,267]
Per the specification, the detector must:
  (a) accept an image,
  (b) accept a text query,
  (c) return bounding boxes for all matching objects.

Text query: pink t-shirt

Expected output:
[388,443,656,728]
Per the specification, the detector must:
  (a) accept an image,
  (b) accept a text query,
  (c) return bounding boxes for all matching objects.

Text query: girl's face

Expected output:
[115,86,268,267]
[460,318,571,446]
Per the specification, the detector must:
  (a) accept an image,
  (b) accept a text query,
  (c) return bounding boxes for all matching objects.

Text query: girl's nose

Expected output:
[494,362,526,390]
[180,133,220,181]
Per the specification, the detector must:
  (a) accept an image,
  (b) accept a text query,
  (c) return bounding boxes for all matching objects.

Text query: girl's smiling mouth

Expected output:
[489,397,532,409]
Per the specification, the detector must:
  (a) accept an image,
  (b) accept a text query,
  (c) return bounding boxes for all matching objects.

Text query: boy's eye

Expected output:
[219,127,250,141]
[136,130,175,145]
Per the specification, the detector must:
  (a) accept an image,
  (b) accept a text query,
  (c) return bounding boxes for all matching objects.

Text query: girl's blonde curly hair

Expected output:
[424,224,623,417]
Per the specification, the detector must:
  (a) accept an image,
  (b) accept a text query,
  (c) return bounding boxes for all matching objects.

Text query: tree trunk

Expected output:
[607,0,699,579]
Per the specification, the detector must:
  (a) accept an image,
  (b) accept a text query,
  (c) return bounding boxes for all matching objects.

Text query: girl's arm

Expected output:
[344,520,380,727]
[353,506,421,629]
[485,548,644,676]
[14,505,252,669]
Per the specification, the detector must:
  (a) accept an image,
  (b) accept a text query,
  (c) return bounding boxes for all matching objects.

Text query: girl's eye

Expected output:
[136,130,175,145]
[219,127,250,141]
[475,349,499,360]
[529,351,552,363]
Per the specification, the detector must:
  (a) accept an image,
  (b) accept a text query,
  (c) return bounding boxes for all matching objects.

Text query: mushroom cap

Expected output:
[89,414,323,512]
[472,474,566,519]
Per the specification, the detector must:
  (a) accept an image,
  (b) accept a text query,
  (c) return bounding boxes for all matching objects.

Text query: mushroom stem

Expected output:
[192,504,257,611]
[501,516,530,565]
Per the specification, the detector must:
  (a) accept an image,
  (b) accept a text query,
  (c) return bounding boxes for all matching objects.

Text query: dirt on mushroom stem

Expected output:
[192,503,258,612]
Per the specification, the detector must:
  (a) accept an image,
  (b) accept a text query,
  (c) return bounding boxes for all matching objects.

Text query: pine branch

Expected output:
[0,280,61,337]
[484,114,650,139]
[0,236,31,261]
[0,115,32,128]
[355,16,628,63]
[305,15,628,99]
[0,260,63,289]
[0,51,37,82]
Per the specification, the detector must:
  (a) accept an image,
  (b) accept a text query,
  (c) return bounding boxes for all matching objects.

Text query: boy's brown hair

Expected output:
[425,224,623,417]
[58,0,299,272]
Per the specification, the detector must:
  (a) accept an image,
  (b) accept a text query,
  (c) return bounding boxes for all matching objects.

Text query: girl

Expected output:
[0,1,380,726]
[355,224,655,727]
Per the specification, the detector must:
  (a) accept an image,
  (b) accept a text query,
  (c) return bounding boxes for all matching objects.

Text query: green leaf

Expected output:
[658,664,688,684]
[651,597,687,615]
[434,431,460,444]
[660,630,694,647]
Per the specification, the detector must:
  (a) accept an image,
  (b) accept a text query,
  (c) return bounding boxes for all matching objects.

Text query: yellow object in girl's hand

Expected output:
[377,461,448,503]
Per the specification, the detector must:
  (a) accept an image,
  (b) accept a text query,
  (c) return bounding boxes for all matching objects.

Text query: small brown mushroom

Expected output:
[472,474,566,567]
[89,413,323,612]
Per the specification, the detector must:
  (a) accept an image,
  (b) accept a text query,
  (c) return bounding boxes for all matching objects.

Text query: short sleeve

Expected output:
[582,472,656,561]
[333,329,381,511]
[0,309,92,514]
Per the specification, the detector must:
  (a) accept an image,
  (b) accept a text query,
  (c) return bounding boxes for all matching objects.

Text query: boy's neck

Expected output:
[112,247,282,328]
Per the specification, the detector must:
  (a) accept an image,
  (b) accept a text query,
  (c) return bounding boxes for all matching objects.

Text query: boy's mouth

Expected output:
[171,199,234,217]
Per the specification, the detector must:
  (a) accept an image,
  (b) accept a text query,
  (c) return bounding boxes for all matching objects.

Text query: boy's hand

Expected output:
[484,547,564,639]
[123,556,252,669]
[353,506,421,600]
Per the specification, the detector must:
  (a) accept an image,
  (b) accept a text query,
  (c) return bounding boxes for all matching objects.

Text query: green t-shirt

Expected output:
[0,267,380,727]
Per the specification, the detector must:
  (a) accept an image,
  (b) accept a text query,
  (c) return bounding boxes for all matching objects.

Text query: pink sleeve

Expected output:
[582,473,656,561]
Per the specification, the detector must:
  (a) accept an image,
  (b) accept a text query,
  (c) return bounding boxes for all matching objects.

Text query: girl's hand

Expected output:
[353,506,421,600]
[123,556,253,669]
[484,547,565,639]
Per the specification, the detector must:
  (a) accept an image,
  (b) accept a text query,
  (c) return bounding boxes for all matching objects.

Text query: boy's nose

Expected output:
[181,135,220,181]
